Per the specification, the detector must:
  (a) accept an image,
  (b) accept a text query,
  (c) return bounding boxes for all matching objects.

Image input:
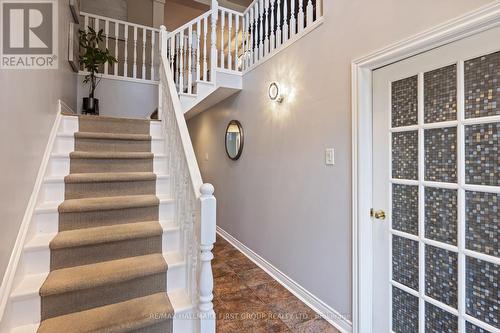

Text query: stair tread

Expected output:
[50,221,163,249]
[70,151,154,159]
[38,292,173,333]
[64,172,157,183]
[75,132,151,141]
[40,254,167,297]
[58,195,159,213]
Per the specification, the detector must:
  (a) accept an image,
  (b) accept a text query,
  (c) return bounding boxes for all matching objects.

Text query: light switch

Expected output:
[325,148,335,165]
[205,153,209,161]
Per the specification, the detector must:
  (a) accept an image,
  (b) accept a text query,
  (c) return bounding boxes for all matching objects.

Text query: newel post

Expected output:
[210,0,219,82]
[199,183,216,333]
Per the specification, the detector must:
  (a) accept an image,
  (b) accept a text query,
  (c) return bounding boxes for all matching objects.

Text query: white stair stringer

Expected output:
[181,70,242,119]
[151,121,197,333]
[0,114,78,333]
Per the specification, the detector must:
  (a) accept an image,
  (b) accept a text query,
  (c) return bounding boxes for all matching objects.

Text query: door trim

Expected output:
[351,3,500,333]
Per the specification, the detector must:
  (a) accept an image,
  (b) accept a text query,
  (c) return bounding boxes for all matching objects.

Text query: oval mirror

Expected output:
[225,120,244,160]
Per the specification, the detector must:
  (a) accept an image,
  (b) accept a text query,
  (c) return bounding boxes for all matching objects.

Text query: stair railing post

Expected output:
[199,183,216,333]
[210,0,219,82]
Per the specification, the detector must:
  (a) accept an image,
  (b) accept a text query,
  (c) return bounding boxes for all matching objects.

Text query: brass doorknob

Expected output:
[370,209,386,220]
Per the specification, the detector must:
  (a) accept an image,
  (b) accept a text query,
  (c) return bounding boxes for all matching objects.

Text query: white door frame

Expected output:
[351,3,500,333]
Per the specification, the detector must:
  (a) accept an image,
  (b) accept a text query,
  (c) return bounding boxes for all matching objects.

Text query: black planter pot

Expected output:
[82,97,99,115]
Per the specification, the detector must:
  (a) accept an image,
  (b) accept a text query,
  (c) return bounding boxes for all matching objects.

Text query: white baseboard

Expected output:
[0,100,74,323]
[216,226,353,333]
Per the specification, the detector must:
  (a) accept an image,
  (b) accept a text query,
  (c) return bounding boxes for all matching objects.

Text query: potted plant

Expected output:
[79,27,117,115]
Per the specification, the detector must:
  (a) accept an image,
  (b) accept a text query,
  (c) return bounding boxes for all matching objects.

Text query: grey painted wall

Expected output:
[187,0,494,321]
[0,1,77,282]
[77,76,158,119]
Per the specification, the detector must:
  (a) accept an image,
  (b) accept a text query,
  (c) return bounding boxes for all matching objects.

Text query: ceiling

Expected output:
[170,0,253,12]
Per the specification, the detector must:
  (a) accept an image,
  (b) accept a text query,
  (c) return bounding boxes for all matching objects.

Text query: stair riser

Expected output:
[59,206,159,231]
[6,296,41,328]
[58,117,78,135]
[51,235,162,270]
[160,201,174,221]
[39,181,65,203]
[156,177,170,196]
[75,138,151,153]
[41,272,167,320]
[167,264,186,292]
[47,156,70,177]
[53,136,74,155]
[151,139,165,155]
[65,180,156,199]
[173,309,195,333]
[34,211,58,234]
[131,321,173,333]
[150,122,162,137]
[79,117,150,135]
[163,229,180,253]
[70,158,153,173]
[20,249,50,276]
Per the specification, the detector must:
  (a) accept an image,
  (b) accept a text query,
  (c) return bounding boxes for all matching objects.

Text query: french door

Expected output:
[372,26,500,333]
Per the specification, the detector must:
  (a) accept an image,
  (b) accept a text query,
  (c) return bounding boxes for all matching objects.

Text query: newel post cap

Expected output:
[160,25,167,31]
[200,183,215,196]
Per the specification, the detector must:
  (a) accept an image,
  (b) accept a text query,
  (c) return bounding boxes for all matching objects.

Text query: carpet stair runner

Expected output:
[37,115,173,333]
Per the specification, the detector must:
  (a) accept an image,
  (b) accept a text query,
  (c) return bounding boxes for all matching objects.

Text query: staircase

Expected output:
[0,109,216,332]
[36,116,175,332]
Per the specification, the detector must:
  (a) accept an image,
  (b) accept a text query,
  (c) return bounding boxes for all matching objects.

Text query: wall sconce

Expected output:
[269,82,284,103]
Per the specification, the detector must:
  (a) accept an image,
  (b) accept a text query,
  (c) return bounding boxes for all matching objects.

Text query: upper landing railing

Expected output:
[80,0,323,88]
[163,0,323,94]
[80,12,161,82]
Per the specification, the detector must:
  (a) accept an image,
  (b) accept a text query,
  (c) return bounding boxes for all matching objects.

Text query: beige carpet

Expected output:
[38,115,173,333]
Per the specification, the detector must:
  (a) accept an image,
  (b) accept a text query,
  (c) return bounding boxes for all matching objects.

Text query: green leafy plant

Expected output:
[79,27,117,99]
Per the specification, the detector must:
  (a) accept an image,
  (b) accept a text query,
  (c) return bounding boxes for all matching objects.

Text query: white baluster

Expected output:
[151,30,155,80]
[250,8,255,66]
[220,11,225,68]
[179,30,184,92]
[133,26,138,78]
[228,12,233,70]
[258,0,264,60]
[124,26,128,77]
[104,20,109,74]
[210,9,218,82]
[84,15,89,32]
[270,0,275,51]
[196,21,201,82]
[317,0,322,19]
[306,0,313,26]
[187,25,193,94]
[142,28,147,79]
[170,36,175,73]
[243,13,249,70]
[234,16,239,71]
[282,0,288,43]
[290,0,296,36]
[276,0,282,46]
[114,22,119,75]
[203,17,208,81]
[264,0,269,56]
[199,183,216,333]
[298,0,304,32]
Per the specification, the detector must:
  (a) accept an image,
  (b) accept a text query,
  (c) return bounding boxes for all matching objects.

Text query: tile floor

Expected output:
[213,235,340,333]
